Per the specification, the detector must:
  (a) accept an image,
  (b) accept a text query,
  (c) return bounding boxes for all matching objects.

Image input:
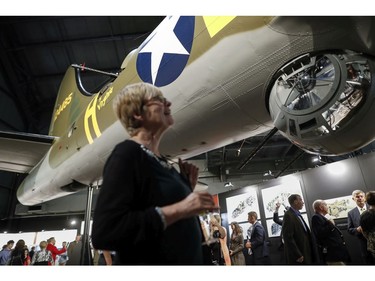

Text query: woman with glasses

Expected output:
[92,82,217,265]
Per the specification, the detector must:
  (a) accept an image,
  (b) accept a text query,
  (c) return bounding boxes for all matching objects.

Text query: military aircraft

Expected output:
[2,16,375,206]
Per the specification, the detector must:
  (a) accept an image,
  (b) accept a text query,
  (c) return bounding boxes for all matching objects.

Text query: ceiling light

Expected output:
[224,182,233,188]
[312,155,327,164]
[263,170,274,177]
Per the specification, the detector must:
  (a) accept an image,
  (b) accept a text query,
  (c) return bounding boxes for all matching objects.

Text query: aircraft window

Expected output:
[320,61,369,131]
[302,125,330,138]
[299,118,317,131]
[275,54,338,113]
[289,119,297,136]
[73,64,118,96]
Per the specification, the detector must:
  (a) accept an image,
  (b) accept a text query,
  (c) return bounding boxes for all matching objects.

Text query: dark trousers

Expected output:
[244,250,271,265]
[359,238,375,265]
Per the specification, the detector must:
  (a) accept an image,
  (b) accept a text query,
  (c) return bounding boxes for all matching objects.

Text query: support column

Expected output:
[80,184,94,265]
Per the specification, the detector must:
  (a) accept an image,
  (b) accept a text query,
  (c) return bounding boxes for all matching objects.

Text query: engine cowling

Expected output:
[268,50,375,156]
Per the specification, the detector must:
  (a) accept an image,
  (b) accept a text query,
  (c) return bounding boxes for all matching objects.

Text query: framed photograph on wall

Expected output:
[226,187,259,224]
[325,195,356,219]
[266,218,283,237]
[261,178,305,218]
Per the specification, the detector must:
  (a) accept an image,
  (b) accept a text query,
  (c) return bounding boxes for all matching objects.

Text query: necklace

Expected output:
[140,144,173,170]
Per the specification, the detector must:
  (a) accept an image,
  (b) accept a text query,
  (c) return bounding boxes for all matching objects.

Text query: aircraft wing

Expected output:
[0,131,55,173]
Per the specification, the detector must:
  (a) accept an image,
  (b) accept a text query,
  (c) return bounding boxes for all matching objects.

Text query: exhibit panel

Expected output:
[226,187,259,224]
[217,151,375,264]
[325,195,357,219]
[261,177,306,218]
[266,218,282,237]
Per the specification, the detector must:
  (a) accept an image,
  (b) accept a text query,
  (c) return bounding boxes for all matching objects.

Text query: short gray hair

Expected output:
[113,82,163,136]
[352,189,365,198]
[312,199,324,211]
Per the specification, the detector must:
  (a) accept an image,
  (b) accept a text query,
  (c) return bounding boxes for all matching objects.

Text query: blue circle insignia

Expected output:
[136,16,195,87]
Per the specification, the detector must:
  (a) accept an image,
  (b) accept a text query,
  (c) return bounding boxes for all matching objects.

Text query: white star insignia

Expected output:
[140,16,189,84]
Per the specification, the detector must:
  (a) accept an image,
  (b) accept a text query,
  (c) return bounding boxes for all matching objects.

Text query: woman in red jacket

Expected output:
[46,237,67,264]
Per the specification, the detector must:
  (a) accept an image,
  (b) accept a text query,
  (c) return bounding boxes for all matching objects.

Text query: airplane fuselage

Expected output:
[17,16,375,205]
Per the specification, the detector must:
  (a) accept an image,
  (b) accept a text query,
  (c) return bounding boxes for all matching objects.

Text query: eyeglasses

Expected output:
[145,96,168,106]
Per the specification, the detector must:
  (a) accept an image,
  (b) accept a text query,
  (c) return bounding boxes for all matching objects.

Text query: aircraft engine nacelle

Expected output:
[268,50,375,156]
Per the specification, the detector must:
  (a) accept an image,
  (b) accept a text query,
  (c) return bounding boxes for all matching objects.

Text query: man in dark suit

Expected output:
[347,189,373,264]
[245,211,270,265]
[273,203,290,264]
[66,234,82,265]
[282,194,316,264]
[312,199,351,265]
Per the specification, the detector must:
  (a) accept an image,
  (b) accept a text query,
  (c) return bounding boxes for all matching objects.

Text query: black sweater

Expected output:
[92,139,203,264]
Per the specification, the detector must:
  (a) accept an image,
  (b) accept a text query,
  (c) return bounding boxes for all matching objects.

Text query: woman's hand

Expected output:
[161,191,218,226]
[180,191,217,216]
[178,158,199,190]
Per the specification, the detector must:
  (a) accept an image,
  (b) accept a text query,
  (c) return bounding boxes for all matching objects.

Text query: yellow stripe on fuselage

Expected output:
[84,95,102,144]
[203,16,236,38]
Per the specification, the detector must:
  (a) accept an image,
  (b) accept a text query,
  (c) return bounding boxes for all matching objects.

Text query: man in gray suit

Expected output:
[66,234,82,265]
[282,194,316,264]
[347,189,373,264]
[312,199,351,265]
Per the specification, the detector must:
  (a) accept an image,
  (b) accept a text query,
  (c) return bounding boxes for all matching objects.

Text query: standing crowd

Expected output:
[270,189,375,265]
[204,189,375,266]
[0,237,65,266]
[0,234,86,266]
[0,233,118,266]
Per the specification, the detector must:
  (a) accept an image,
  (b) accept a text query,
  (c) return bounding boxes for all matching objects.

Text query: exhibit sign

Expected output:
[325,195,357,219]
[226,187,259,224]
[261,177,306,218]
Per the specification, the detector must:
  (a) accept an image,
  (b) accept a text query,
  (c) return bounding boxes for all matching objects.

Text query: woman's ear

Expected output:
[133,113,143,122]
[132,114,143,129]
